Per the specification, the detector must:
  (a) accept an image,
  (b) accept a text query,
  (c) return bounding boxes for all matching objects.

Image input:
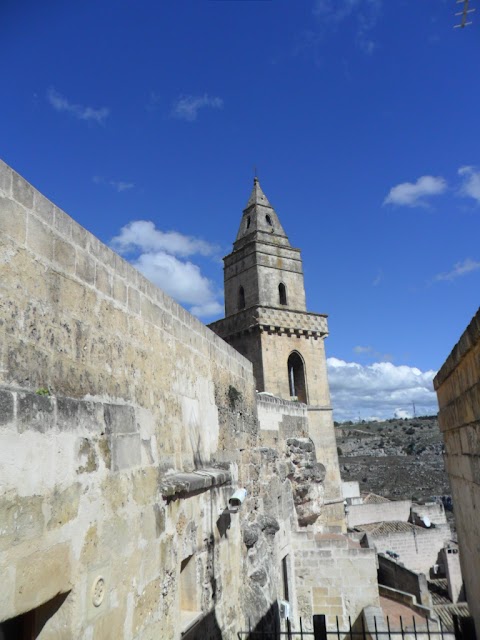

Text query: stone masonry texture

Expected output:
[0,161,379,638]
[434,307,480,639]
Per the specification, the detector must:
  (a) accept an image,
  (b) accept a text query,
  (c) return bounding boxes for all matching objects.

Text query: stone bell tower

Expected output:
[209,178,344,529]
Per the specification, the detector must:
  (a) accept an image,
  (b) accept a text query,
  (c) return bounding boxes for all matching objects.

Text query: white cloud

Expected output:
[93,176,134,192]
[172,94,224,122]
[383,175,447,207]
[111,221,222,318]
[458,166,480,204]
[313,0,381,53]
[434,258,480,282]
[47,88,109,124]
[111,220,218,258]
[327,357,438,421]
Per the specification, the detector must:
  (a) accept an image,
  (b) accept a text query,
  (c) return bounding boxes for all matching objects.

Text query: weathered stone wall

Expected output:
[378,555,430,607]
[293,532,379,629]
[347,501,412,528]
[434,308,480,638]
[363,524,451,575]
[0,159,266,639]
[410,502,446,527]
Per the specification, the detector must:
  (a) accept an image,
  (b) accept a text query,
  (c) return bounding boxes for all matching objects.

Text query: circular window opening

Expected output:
[266,214,272,226]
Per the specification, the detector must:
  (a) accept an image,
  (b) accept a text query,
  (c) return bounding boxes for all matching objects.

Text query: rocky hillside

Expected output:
[335,416,451,502]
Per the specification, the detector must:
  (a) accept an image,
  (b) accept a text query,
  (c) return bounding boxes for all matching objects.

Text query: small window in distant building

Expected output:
[265,214,272,226]
[246,216,251,229]
[238,286,246,310]
[279,283,287,305]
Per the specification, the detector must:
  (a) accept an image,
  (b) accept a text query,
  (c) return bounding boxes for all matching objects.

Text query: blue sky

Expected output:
[1,0,479,419]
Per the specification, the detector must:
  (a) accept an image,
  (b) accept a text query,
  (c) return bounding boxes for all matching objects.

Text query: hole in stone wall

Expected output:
[265,214,272,226]
[246,216,251,229]
[279,283,287,306]
[0,592,70,640]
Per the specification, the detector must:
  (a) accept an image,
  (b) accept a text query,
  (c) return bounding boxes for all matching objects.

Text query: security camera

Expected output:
[228,488,247,513]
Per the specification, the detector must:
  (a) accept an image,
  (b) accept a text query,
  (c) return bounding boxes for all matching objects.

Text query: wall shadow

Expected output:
[182,610,224,640]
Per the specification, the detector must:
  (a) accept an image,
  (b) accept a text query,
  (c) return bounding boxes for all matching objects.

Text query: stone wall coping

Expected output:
[159,468,232,498]
[434,307,480,389]
[256,393,307,409]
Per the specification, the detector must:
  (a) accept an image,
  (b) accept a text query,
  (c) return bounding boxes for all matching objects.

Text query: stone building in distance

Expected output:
[0,162,380,639]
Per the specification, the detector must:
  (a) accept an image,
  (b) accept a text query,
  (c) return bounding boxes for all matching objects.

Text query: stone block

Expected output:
[12,172,34,209]
[104,404,136,435]
[34,191,54,224]
[0,196,27,243]
[17,391,54,433]
[0,494,45,551]
[93,607,124,640]
[0,160,12,195]
[112,433,141,471]
[54,236,76,274]
[15,542,71,614]
[53,207,72,238]
[76,250,96,285]
[47,482,81,529]
[27,213,54,261]
[112,275,127,305]
[133,578,162,636]
[71,222,88,249]
[57,396,104,432]
[95,263,112,297]
[127,286,141,313]
[0,388,14,425]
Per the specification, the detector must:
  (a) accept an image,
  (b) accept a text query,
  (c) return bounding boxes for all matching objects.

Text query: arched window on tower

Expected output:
[279,283,287,305]
[287,352,307,403]
[238,286,246,310]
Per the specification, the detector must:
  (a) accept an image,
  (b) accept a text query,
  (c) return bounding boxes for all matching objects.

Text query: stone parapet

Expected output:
[434,308,480,390]
[209,305,328,340]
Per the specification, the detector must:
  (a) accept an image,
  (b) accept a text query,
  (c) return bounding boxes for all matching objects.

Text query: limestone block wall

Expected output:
[410,503,446,527]
[433,308,480,638]
[256,394,309,437]
[0,159,263,639]
[363,524,452,575]
[293,532,379,630]
[377,556,430,607]
[347,501,412,528]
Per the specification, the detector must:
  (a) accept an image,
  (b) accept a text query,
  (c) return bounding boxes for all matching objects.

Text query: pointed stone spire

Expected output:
[245,176,272,209]
[234,177,290,247]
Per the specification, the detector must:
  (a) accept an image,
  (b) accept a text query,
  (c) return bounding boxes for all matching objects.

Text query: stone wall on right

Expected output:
[433,307,480,639]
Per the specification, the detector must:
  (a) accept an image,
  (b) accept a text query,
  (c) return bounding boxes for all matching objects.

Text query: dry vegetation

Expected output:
[335,416,451,502]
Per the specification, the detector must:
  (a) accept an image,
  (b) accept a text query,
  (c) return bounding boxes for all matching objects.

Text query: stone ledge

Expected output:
[160,468,231,498]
